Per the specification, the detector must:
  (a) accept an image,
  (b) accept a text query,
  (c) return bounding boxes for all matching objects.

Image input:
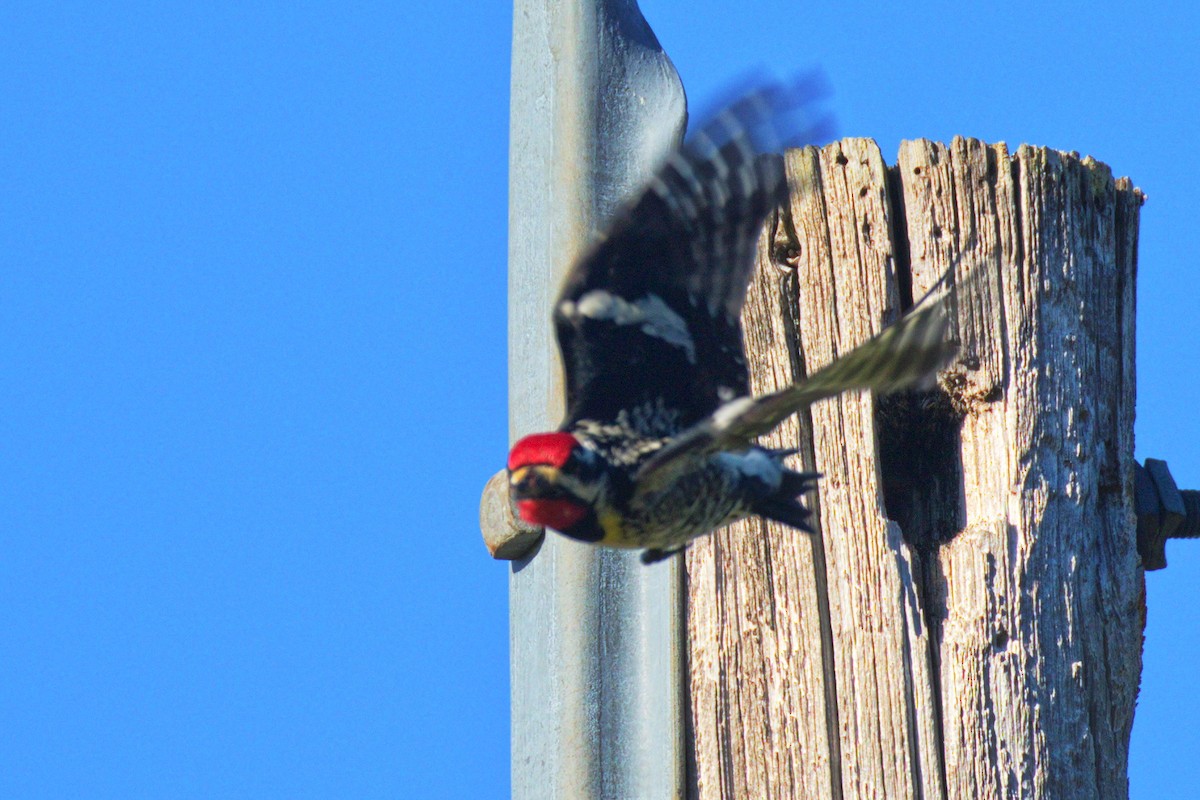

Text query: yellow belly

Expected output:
[597,509,640,548]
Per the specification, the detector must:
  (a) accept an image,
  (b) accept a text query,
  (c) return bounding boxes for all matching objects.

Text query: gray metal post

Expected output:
[507,1,686,797]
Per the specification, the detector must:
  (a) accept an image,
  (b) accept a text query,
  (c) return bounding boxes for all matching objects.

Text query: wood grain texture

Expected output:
[686,154,837,800]
[686,137,1144,800]
[897,138,1144,800]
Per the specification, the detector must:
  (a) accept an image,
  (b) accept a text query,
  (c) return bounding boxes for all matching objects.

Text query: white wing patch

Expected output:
[711,396,756,430]
[716,449,781,485]
[566,290,697,364]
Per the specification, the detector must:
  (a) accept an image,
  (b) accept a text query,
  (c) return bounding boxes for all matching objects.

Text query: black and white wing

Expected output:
[635,295,957,485]
[553,78,830,432]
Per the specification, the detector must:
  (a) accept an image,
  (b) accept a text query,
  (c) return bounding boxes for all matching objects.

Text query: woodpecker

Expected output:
[507,79,958,564]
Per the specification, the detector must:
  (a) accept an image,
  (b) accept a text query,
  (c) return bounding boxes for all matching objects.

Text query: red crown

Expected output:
[508,431,578,471]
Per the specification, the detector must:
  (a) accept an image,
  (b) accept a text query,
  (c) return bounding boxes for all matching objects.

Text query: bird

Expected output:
[506,78,958,564]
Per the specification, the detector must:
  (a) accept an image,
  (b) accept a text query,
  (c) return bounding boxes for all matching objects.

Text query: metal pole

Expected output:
[507,1,686,796]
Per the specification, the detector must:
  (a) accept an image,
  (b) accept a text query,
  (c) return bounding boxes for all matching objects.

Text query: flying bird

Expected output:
[507,79,957,564]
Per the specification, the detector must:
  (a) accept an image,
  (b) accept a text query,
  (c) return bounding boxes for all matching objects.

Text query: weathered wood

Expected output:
[686,176,837,800]
[898,138,1144,800]
[686,137,1144,799]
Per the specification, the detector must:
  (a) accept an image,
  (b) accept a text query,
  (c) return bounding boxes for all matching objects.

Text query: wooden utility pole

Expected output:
[491,7,1148,797]
[686,137,1145,799]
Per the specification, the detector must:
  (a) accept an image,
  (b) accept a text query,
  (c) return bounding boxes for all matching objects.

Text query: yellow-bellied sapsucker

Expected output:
[507,78,957,564]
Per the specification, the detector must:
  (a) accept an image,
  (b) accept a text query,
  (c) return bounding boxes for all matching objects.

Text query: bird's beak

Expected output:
[509,465,561,500]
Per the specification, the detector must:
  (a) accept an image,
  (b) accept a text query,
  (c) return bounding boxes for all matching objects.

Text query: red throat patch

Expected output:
[517,498,588,531]
[507,431,578,471]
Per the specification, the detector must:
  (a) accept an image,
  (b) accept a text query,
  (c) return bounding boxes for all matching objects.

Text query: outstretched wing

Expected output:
[634,295,956,485]
[554,77,830,432]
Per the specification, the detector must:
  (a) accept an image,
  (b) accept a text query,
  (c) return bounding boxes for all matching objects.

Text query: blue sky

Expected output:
[2,1,1197,797]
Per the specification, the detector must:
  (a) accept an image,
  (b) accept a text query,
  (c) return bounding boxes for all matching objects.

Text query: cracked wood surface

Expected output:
[685,137,1144,800]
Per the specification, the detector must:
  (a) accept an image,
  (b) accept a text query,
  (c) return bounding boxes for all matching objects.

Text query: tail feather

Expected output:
[752,467,820,531]
[777,467,820,498]
[752,497,816,532]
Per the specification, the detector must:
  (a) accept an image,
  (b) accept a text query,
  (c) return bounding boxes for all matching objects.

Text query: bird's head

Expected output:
[507,431,605,541]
